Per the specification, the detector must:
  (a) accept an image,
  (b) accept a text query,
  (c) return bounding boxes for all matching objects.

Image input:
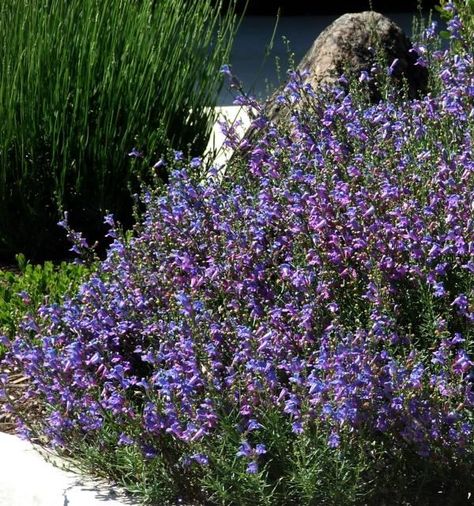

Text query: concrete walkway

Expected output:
[0,432,133,506]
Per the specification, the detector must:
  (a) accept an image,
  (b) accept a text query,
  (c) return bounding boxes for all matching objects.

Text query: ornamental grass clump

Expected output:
[2,3,474,505]
[0,0,236,261]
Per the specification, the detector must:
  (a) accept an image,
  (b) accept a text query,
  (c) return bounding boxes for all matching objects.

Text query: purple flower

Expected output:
[255,444,267,455]
[118,433,134,446]
[451,294,469,314]
[291,421,304,434]
[190,157,202,169]
[388,58,400,76]
[128,147,143,158]
[359,70,371,83]
[236,441,253,458]
[142,444,158,459]
[219,64,232,77]
[247,419,262,432]
[453,352,472,375]
[153,159,166,170]
[246,461,259,474]
[190,453,209,466]
[4,18,474,480]
[433,282,446,297]
[328,432,340,448]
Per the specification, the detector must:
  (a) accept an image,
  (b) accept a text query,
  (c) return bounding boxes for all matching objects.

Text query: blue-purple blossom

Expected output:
[237,441,253,458]
[190,453,209,465]
[246,461,258,474]
[128,147,143,158]
[255,444,267,455]
[328,432,340,448]
[2,6,474,484]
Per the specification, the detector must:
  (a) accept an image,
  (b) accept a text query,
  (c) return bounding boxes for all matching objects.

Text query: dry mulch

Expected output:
[0,262,36,434]
[0,362,30,434]
[0,261,21,274]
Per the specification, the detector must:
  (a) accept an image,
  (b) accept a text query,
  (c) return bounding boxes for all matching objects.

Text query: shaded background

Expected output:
[225,0,438,15]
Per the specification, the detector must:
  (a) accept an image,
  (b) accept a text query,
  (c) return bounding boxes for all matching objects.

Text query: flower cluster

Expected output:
[2,2,473,482]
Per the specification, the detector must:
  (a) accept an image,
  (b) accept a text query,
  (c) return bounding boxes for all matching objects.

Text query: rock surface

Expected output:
[295,10,428,100]
[237,11,428,150]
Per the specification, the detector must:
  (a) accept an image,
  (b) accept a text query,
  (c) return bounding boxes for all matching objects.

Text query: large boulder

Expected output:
[236,11,428,153]
[295,11,428,100]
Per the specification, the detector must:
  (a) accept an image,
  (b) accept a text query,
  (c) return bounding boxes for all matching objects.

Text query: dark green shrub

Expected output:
[0,255,92,357]
[0,0,237,261]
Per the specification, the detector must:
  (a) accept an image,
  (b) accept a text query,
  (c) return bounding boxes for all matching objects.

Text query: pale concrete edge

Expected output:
[0,432,136,505]
[205,106,252,168]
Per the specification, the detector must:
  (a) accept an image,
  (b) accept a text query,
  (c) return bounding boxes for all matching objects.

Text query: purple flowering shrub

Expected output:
[1,4,473,504]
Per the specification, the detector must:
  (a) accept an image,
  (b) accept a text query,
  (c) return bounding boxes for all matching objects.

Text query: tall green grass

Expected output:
[0,0,237,261]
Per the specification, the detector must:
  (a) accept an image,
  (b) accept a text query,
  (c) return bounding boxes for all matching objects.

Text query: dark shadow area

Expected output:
[223,0,438,15]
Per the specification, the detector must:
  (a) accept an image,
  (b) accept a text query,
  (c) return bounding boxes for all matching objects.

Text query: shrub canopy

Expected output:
[2,2,474,504]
